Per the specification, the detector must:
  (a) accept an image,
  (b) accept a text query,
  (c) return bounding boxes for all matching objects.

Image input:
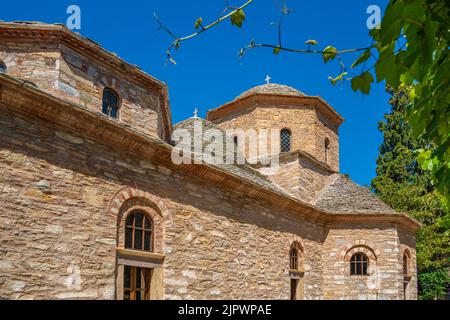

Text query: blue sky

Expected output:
[1,0,390,187]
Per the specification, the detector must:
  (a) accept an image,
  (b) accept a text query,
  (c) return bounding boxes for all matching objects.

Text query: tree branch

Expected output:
[156,0,255,64]
[245,43,372,55]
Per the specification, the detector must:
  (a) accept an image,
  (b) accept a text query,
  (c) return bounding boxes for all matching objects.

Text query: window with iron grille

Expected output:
[102,88,120,119]
[350,253,369,275]
[290,247,299,270]
[125,211,153,252]
[280,129,291,153]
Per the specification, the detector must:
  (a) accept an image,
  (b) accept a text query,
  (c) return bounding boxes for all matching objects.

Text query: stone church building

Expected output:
[0,22,420,300]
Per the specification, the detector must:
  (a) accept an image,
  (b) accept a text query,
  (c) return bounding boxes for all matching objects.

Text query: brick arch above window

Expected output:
[339,240,381,261]
[343,245,377,263]
[108,187,171,254]
[107,187,171,219]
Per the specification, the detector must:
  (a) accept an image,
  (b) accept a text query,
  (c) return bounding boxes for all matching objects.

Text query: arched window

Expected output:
[324,138,330,162]
[403,250,411,300]
[123,211,153,300]
[290,246,299,271]
[350,253,369,275]
[0,61,6,73]
[125,211,153,252]
[102,88,120,119]
[280,129,291,153]
[403,253,409,276]
[289,242,304,300]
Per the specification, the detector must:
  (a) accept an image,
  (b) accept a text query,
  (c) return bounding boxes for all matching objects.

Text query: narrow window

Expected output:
[350,253,369,275]
[125,211,153,252]
[123,266,152,300]
[290,247,299,271]
[280,129,291,153]
[403,253,408,276]
[0,62,6,73]
[403,251,410,300]
[102,88,120,119]
[324,138,330,163]
[289,242,304,300]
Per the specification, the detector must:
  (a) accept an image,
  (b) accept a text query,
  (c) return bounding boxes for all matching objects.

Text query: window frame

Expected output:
[290,247,299,271]
[125,211,154,253]
[102,87,121,119]
[280,128,292,153]
[403,250,412,279]
[350,252,369,276]
[123,265,152,301]
[0,61,6,73]
[289,241,304,273]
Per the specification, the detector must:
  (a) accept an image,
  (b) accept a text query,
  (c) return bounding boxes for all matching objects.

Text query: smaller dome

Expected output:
[237,83,305,99]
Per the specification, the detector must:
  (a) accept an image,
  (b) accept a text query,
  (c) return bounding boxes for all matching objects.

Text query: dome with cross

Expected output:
[236,83,306,100]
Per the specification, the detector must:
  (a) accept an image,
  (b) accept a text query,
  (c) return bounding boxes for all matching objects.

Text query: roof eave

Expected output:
[207,93,344,126]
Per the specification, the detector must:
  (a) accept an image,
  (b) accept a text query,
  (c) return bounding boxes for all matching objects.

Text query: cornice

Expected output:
[206,93,345,127]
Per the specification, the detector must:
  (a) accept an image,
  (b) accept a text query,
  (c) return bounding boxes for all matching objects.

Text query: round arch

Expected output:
[108,187,171,254]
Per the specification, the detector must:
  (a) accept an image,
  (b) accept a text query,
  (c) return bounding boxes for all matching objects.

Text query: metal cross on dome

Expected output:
[193,108,199,118]
[265,75,271,84]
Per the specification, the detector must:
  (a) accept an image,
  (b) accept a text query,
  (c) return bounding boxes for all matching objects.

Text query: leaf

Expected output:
[231,9,246,28]
[328,72,348,85]
[273,46,281,55]
[322,46,337,63]
[174,40,180,50]
[194,17,203,30]
[400,72,414,86]
[281,4,293,15]
[351,50,371,69]
[305,40,318,46]
[351,71,374,95]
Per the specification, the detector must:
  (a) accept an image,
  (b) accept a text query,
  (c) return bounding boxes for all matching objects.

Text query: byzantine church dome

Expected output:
[236,83,306,99]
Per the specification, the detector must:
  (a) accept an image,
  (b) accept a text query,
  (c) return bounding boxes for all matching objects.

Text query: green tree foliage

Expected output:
[372,88,449,299]
[159,0,449,204]
[362,0,450,206]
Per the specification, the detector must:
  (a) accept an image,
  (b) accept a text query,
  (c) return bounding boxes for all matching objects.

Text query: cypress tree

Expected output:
[372,87,449,300]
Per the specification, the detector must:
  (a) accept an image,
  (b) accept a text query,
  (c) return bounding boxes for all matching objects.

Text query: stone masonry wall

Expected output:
[315,109,339,171]
[259,153,334,204]
[0,104,326,300]
[323,224,407,300]
[0,42,165,139]
[398,227,418,300]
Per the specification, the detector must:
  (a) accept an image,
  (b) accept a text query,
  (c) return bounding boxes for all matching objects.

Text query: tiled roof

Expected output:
[173,117,287,194]
[314,174,398,214]
[174,119,399,216]
[236,83,305,99]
